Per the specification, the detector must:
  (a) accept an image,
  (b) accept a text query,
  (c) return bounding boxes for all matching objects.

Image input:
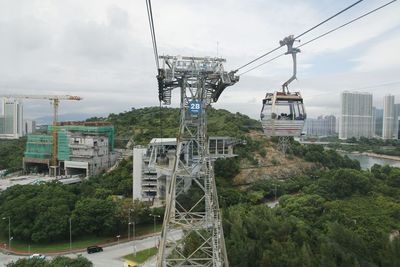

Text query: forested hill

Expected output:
[87,107,262,145]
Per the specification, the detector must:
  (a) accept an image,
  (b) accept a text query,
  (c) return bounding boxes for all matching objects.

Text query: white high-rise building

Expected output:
[339,91,373,140]
[383,95,396,140]
[393,103,400,140]
[305,115,336,137]
[24,120,36,135]
[0,97,24,139]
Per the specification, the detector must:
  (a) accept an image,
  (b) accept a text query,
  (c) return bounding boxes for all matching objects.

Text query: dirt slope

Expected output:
[234,131,314,185]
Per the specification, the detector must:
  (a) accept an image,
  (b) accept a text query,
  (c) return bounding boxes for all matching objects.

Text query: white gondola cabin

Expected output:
[261,91,306,137]
[260,35,306,137]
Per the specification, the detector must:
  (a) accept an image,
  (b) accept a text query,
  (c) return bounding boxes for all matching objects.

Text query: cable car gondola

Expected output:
[260,35,306,137]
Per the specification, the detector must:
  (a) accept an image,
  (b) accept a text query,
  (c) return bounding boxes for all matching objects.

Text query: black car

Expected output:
[87,245,103,254]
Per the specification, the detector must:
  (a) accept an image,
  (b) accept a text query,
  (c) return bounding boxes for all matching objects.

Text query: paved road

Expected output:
[0,231,181,267]
[82,235,159,267]
[0,254,22,266]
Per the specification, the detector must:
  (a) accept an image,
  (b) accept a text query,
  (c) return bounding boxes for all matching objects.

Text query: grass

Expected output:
[0,223,162,253]
[123,247,158,264]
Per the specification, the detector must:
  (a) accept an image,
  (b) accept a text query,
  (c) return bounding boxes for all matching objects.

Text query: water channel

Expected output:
[342,153,400,170]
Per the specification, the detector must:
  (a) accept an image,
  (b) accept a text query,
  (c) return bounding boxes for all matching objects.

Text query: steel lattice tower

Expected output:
[155,55,238,267]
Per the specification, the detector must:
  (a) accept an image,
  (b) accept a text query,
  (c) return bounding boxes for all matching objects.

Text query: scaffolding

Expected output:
[48,124,115,151]
[57,130,70,161]
[24,135,52,159]
[25,123,115,161]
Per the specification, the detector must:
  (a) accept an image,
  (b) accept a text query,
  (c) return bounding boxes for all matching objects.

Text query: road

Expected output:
[0,231,181,267]
[0,254,22,266]
[82,235,159,267]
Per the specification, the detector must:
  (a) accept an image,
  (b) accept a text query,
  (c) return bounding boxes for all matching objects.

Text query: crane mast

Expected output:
[156,55,238,267]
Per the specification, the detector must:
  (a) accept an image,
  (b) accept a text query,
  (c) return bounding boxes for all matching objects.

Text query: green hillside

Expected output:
[88,106,262,146]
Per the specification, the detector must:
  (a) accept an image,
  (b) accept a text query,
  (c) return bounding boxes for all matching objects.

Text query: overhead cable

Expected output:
[240,0,397,76]
[235,0,364,72]
[297,0,398,49]
[238,53,285,76]
[146,0,160,70]
[294,0,364,40]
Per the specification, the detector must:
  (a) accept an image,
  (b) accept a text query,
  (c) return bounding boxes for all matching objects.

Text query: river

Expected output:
[342,153,400,170]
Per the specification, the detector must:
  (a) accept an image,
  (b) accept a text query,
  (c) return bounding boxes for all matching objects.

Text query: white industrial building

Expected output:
[133,137,239,204]
[339,91,373,140]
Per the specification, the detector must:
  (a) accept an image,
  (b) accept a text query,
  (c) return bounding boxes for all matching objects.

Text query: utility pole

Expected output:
[149,214,160,247]
[128,208,135,241]
[155,55,238,267]
[69,217,72,252]
[128,209,131,242]
[2,217,10,250]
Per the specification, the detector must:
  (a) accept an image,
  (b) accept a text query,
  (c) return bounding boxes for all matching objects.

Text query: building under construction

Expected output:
[23,121,117,177]
[133,136,240,204]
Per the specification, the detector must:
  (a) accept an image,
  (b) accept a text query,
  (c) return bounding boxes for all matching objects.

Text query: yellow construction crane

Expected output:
[1,95,82,176]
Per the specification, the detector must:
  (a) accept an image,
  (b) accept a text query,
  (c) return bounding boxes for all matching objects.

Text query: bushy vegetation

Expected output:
[7,255,92,267]
[0,138,26,172]
[326,136,400,156]
[2,106,400,267]
[88,106,261,146]
[222,165,400,267]
[291,142,361,170]
[0,158,162,243]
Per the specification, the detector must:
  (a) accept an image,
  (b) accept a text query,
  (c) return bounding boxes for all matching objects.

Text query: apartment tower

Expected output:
[339,91,373,140]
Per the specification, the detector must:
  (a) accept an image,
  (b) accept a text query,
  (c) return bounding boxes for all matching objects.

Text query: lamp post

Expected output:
[128,208,135,241]
[149,214,160,247]
[2,217,10,250]
[69,217,72,252]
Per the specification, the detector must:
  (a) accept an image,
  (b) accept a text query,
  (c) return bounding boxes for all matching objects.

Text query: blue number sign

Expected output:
[189,101,202,114]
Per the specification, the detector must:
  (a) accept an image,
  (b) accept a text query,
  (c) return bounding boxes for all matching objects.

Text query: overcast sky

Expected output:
[0,0,399,121]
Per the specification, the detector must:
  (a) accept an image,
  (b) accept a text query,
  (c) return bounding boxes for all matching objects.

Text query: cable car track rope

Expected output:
[238,0,397,76]
[146,0,159,71]
[234,0,365,72]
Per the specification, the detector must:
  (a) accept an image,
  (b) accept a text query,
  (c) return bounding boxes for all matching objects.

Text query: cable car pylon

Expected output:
[156,55,239,267]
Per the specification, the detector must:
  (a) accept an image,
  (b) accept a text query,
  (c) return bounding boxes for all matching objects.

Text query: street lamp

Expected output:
[69,217,72,252]
[128,208,135,241]
[2,217,10,250]
[149,214,160,247]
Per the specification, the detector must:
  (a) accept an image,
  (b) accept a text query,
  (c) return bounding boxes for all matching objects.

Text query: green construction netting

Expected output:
[24,135,52,159]
[57,130,70,161]
[48,125,115,151]
[25,125,115,160]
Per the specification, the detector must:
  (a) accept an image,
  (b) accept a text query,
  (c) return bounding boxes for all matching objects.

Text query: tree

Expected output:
[316,169,372,199]
[51,255,93,267]
[71,197,116,236]
[7,256,93,267]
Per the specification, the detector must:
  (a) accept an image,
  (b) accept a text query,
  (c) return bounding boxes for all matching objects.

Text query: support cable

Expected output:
[239,0,397,76]
[238,53,285,76]
[297,0,397,49]
[146,0,160,70]
[235,0,364,72]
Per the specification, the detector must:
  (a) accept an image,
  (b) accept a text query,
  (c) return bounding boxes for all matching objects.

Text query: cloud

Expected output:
[353,33,400,72]
[0,0,399,122]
